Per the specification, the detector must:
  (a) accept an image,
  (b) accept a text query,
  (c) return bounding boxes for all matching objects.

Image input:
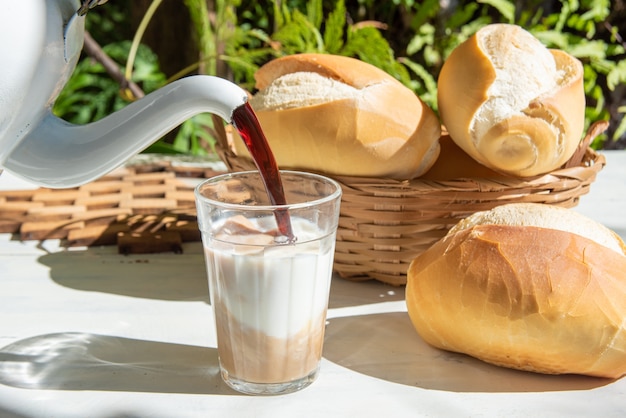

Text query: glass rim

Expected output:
[194,170,342,211]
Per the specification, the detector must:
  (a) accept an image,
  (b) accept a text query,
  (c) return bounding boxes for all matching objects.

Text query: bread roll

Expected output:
[406,203,626,378]
[419,134,504,180]
[232,54,442,179]
[437,24,585,177]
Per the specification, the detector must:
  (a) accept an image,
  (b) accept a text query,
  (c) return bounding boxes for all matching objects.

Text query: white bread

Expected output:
[406,203,626,378]
[437,24,585,177]
[232,54,442,179]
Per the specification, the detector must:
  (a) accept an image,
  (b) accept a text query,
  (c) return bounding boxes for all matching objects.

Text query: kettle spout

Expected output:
[3,75,248,188]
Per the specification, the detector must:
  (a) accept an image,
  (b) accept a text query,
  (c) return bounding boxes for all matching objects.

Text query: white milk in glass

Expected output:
[204,215,335,385]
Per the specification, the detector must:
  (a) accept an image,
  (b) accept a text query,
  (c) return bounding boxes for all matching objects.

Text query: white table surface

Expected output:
[0,152,625,418]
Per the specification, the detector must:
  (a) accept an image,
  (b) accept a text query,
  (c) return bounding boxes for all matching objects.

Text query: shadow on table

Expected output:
[0,318,615,398]
[323,312,615,393]
[36,244,404,309]
[0,332,238,395]
[0,407,30,418]
[37,244,210,302]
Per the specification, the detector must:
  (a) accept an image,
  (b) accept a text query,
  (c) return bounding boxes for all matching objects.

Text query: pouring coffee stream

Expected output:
[0,0,293,239]
[231,104,295,241]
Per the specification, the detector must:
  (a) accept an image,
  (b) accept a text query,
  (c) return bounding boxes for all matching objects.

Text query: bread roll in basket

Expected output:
[232,53,442,180]
[438,24,585,177]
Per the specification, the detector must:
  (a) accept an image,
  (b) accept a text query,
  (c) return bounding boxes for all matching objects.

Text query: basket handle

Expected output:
[211,114,230,151]
[211,113,240,171]
[563,120,608,169]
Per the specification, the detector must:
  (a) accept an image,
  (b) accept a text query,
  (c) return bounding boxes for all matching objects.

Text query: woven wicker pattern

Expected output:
[0,158,226,253]
[215,122,606,286]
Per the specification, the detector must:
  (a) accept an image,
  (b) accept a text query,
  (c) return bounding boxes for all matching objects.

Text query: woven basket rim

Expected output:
[214,120,606,189]
[213,116,607,286]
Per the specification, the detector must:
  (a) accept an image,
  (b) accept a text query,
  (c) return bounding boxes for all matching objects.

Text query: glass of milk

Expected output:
[195,171,342,395]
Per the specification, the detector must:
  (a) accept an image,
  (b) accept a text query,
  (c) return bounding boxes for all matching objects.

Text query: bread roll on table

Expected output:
[437,24,585,177]
[406,203,626,378]
[233,54,442,179]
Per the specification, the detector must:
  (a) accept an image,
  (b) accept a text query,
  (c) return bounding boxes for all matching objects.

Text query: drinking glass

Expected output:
[195,170,342,395]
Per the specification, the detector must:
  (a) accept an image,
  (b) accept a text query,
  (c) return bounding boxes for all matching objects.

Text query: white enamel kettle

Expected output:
[0,0,248,187]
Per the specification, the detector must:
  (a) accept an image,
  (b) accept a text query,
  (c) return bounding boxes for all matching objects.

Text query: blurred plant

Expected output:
[54,0,626,153]
[266,0,411,84]
[528,0,626,148]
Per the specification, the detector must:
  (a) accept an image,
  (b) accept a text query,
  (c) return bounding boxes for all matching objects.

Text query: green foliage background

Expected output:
[55,0,626,154]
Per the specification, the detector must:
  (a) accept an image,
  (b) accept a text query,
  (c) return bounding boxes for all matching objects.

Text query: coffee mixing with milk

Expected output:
[207,215,335,385]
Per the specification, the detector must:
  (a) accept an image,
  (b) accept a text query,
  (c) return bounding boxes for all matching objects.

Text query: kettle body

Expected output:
[0,0,82,165]
[0,0,247,188]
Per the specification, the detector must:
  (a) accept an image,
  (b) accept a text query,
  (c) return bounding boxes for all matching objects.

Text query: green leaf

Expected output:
[606,59,626,91]
[323,0,346,54]
[305,0,324,29]
[477,0,515,23]
[409,0,439,29]
[398,57,438,109]
[579,0,610,22]
[272,9,324,54]
[533,30,569,49]
[614,106,626,140]
[342,26,395,72]
[171,114,217,156]
[406,23,435,56]
[272,1,285,29]
[445,2,480,29]
[567,39,610,60]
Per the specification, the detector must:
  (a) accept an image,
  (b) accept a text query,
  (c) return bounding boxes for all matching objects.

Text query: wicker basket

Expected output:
[214,119,607,286]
